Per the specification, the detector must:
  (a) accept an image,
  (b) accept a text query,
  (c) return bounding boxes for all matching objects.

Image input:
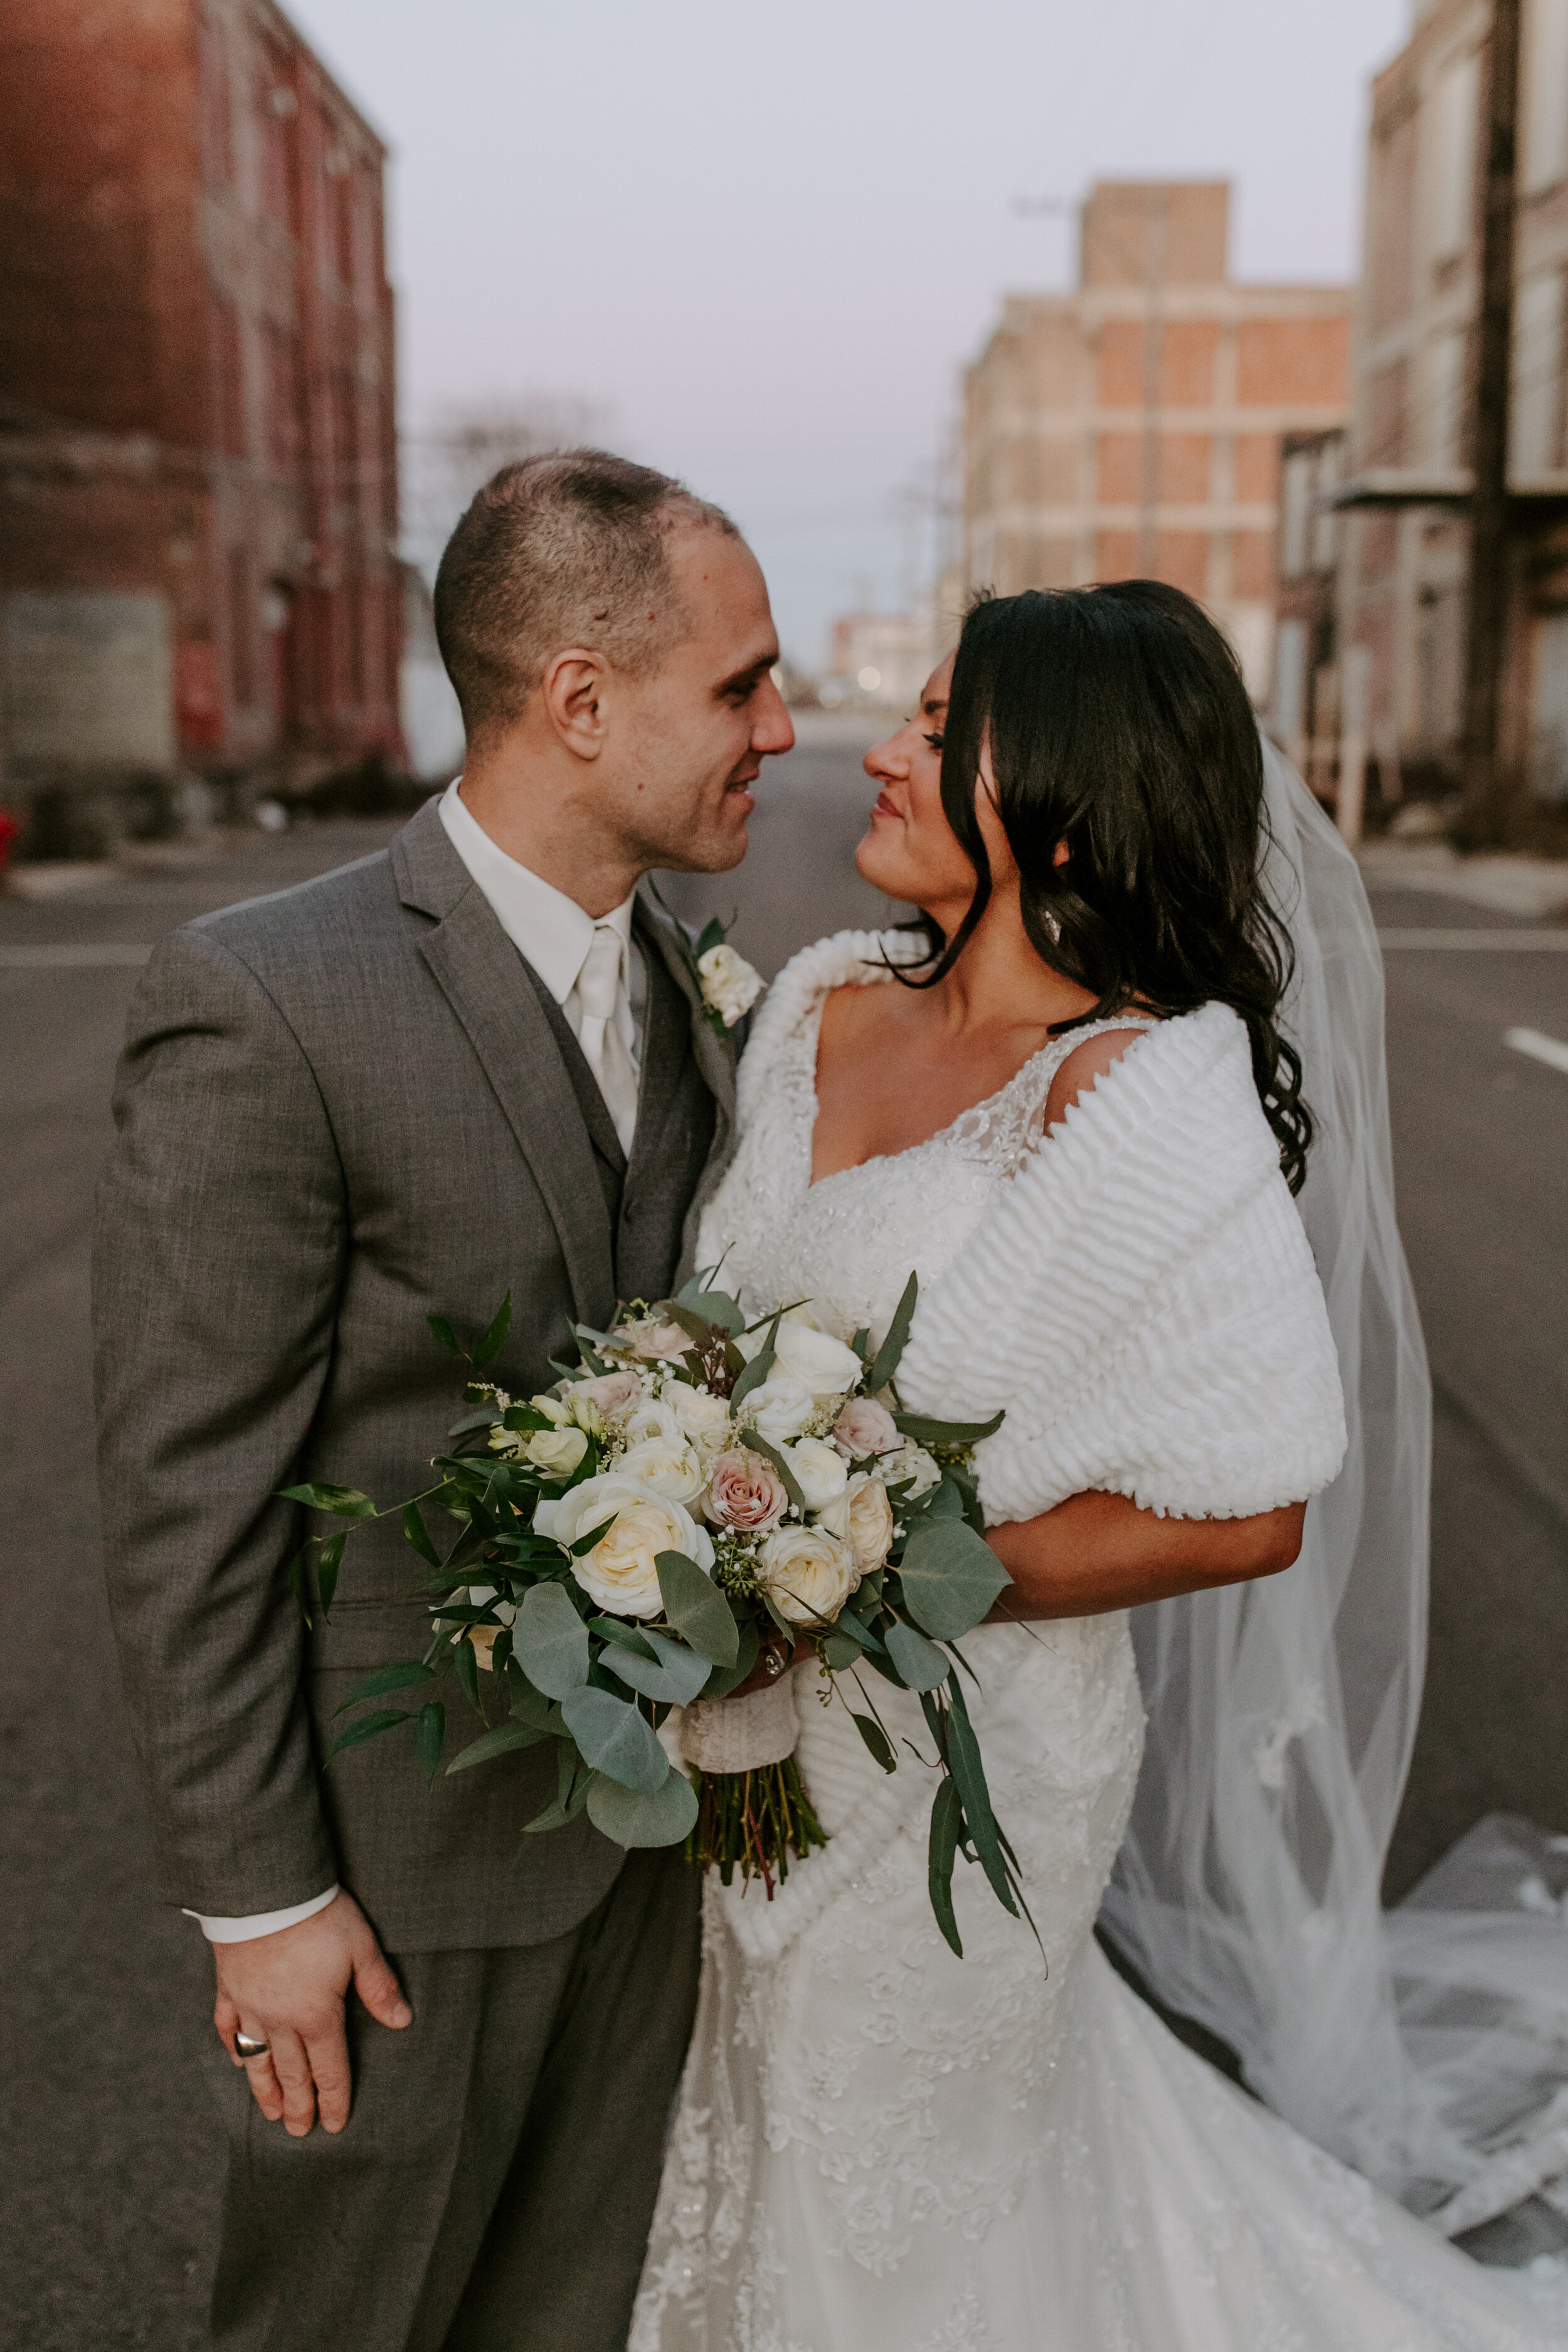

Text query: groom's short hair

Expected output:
[433,448,738,739]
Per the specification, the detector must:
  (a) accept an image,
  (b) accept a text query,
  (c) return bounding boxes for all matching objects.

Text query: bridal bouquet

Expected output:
[287,1271,1031,1953]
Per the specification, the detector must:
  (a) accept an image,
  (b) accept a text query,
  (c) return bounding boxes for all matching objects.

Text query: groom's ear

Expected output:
[539,646,610,762]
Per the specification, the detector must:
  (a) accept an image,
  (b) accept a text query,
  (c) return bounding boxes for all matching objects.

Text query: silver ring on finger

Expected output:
[234,2032,271,2059]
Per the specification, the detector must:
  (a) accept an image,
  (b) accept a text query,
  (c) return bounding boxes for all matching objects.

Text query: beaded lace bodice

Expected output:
[697,927,1150,1350]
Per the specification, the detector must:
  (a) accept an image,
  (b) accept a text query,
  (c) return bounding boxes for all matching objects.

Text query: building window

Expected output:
[229,548,257,706]
[1281,450,1313,579]
[258,70,298,230]
[1432,51,1480,262]
[1428,331,1468,466]
[199,14,233,184]
[334,174,357,288]
[212,296,246,458]
[265,322,299,464]
[1512,272,1564,476]
[1523,0,1568,193]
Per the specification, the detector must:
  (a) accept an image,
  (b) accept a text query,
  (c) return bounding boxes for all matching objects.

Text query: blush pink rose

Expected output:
[833,1396,899,1459]
[613,1318,691,1363]
[571,1370,641,1418]
[703,1449,788,1533]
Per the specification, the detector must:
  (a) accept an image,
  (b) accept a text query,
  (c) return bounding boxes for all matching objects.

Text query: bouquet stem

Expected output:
[686,1759,826,1897]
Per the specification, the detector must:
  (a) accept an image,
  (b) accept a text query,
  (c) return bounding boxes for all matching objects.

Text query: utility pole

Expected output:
[1459,0,1523,844]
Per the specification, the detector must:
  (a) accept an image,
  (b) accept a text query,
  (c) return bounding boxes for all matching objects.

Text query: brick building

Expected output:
[1335,0,1568,812]
[961,181,1350,701]
[0,0,400,854]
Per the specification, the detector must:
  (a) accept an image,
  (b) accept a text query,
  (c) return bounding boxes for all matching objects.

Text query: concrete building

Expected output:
[0,0,400,855]
[1336,0,1568,813]
[1272,428,1349,793]
[961,181,1350,701]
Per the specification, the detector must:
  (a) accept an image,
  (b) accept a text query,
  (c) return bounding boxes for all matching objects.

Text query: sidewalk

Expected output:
[1357,840,1568,921]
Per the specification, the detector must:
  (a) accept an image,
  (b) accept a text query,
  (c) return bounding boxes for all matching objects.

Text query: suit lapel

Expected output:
[394,803,618,1329]
[634,892,738,1159]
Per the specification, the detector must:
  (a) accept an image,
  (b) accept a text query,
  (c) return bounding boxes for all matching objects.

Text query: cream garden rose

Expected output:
[669,1384,734,1455]
[784,1436,849,1511]
[843,1470,894,1572]
[757,1523,857,1626]
[616,1432,707,1506]
[739,1372,816,1446]
[520,1424,588,1478]
[538,1473,714,1618]
[833,1395,899,1459]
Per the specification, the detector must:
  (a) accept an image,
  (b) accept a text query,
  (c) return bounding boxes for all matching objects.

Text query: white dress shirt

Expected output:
[189,780,646,1943]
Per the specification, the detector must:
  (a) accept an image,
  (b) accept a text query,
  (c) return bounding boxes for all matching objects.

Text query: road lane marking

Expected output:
[1506,1026,1568,1075]
[1376,928,1568,950]
[0,942,153,968]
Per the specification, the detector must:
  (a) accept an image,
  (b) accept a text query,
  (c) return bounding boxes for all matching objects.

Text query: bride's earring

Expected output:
[1042,907,1062,946]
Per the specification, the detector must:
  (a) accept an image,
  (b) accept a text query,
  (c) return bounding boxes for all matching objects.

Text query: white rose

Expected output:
[531,1393,571,1426]
[785,1436,849,1512]
[621,1396,683,1447]
[539,1473,714,1618]
[882,1441,942,1499]
[669,1384,734,1455]
[521,1424,589,1477]
[739,1372,816,1445]
[616,1433,708,1505]
[757,1523,857,1626]
[772,1319,864,1400]
[697,941,764,1027]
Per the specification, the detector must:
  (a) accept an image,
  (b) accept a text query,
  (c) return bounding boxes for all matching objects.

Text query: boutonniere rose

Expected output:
[697,941,763,1030]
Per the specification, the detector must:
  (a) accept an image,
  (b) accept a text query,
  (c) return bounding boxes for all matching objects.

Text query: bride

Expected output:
[632,581,1567,2348]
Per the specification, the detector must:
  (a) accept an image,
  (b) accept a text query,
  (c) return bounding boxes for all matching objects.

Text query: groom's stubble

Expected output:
[458,523,793,914]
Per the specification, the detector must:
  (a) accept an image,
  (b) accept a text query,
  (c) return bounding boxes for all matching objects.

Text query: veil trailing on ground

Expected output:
[1099,741,1568,2244]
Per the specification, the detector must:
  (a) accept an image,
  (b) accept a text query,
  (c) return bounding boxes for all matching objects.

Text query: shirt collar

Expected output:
[438,778,637,1005]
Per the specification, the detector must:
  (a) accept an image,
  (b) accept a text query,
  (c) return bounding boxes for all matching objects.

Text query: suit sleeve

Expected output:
[93,925,345,1915]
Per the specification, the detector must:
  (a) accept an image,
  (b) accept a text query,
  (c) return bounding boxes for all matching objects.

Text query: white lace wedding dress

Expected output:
[630,931,1565,2351]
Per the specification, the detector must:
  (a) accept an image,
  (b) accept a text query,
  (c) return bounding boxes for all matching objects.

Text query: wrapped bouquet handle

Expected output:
[680,1682,800,1772]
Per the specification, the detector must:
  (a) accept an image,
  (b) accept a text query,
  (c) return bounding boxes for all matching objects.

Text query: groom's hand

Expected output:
[211,1890,411,2137]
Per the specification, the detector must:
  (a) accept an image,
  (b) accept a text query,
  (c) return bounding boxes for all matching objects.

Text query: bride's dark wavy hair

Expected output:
[907,579,1311,1192]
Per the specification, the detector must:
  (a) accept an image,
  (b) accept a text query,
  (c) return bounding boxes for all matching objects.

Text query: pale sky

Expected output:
[289,0,1411,669]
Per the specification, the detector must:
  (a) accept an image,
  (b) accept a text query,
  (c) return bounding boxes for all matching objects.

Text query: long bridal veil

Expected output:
[1099,741,1568,2245]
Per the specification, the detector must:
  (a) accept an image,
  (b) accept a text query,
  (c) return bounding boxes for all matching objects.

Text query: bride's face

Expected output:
[856,654,1014,921]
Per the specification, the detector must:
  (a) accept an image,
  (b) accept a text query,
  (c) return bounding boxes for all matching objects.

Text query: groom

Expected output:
[93,452,793,2350]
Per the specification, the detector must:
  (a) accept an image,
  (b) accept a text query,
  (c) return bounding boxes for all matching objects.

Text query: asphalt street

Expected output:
[2,731,1565,2344]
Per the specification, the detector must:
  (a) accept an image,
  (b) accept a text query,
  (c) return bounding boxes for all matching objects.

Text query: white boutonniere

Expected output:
[648,889,763,1040]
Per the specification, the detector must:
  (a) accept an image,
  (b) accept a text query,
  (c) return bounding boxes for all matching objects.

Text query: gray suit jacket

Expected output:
[92,799,738,1951]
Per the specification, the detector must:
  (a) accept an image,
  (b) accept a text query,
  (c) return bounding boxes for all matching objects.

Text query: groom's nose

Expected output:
[751,676,795,758]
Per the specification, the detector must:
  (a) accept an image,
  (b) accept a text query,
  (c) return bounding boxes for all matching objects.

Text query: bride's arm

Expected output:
[985,1491,1305,1621]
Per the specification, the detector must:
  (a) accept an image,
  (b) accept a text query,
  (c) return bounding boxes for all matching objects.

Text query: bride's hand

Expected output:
[986,1490,1306,1621]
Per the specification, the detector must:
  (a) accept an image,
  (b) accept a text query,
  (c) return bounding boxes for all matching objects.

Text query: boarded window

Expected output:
[1512,272,1564,475]
[1432,52,1480,260]
[1523,0,1568,193]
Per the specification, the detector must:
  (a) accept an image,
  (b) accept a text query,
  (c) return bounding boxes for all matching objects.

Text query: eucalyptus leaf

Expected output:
[926,1481,965,1522]
[334,1659,434,1716]
[656,1550,740,1666]
[893,1410,1005,1447]
[508,1675,561,1735]
[471,1291,513,1370]
[744,1429,804,1511]
[326,1708,412,1760]
[675,1272,743,1332]
[851,1712,897,1773]
[589,1618,660,1661]
[416,1699,445,1786]
[928,1774,965,1957]
[944,1677,1017,1919]
[523,1742,593,1834]
[559,1686,671,1793]
[445,1719,549,1774]
[898,1518,1012,1642]
[821,1627,864,1671]
[598,1629,711,1707]
[402,1501,441,1568]
[883,1618,950,1692]
[513,1582,591,1698]
[866,1271,918,1394]
[696,1616,760,1701]
[585,1766,699,1849]
[277,1481,378,1521]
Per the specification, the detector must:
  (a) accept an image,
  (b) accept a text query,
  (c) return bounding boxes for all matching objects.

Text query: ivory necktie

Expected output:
[573,923,640,1155]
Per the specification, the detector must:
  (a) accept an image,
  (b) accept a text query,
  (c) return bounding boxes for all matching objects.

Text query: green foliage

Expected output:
[656,1550,740,1665]
[452,1629,482,1716]
[471,1291,513,1369]
[728,1310,781,1409]
[883,1618,950,1692]
[696,1616,761,1701]
[426,1313,461,1356]
[897,1518,1012,1642]
[744,1430,804,1511]
[586,1766,699,1848]
[851,1712,896,1773]
[401,1501,441,1567]
[866,1271,918,1393]
[334,1659,434,1716]
[446,1719,549,1774]
[416,1700,446,1786]
[316,1532,346,1616]
[927,1775,965,1957]
[558,1686,670,1793]
[821,1626,864,1671]
[277,1482,378,1521]
[893,1411,1004,1447]
[513,1583,590,1697]
[598,1625,711,1706]
[326,1708,413,1760]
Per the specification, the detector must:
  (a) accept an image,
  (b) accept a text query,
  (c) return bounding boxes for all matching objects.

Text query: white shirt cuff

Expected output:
[184,1885,340,1944]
